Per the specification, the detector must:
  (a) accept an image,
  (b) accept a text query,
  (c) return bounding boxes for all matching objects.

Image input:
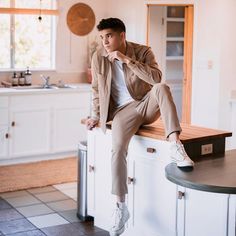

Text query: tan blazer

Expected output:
[91,41,162,132]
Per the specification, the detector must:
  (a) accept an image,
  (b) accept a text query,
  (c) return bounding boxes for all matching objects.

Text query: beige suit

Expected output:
[91,41,181,195]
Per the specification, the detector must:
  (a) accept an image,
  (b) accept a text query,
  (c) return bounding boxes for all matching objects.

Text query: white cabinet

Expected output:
[0,97,9,159]
[9,95,51,157]
[0,90,90,163]
[0,126,8,159]
[177,187,234,236]
[125,137,177,236]
[87,128,177,235]
[87,128,115,229]
[88,128,235,236]
[52,93,90,152]
[9,108,51,157]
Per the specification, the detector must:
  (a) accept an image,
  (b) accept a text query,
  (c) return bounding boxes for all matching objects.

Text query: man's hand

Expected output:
[108,51,131,64]
[86,118,99,130]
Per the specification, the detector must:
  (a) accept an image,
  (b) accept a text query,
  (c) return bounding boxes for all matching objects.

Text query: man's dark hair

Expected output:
[97,18,126,33]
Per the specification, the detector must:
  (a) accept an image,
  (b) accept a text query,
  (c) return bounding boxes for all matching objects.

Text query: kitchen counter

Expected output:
[0,83,91,95]
[165,149,236,194]
[82,119,232,161]
[83,119,232,143]
[134,121,231,143]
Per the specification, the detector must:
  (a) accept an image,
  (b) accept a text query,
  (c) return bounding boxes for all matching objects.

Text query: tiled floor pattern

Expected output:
[0,182,109,236]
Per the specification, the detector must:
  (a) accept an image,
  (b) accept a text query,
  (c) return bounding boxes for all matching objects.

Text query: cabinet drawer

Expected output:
[0,108,8,125]
[129,136,171,163]
[0,97,8,107]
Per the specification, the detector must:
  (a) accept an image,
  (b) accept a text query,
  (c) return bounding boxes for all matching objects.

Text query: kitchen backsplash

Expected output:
[0,71,88,86]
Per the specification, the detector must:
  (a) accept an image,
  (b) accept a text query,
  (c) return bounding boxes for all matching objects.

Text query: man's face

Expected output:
[99,29,125,53]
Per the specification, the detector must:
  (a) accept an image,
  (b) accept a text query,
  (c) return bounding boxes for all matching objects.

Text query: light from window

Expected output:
[0,14,10,68]
[15,0,55,9]
[0,0,56,70]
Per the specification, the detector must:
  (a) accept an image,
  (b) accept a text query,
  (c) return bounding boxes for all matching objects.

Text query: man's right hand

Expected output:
[86,118,99,130]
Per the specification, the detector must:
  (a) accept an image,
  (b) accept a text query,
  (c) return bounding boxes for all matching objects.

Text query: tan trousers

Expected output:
[109,83,182,196]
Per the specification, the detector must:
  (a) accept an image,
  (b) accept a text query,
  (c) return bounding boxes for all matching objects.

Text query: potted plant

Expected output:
[87,35,99,83]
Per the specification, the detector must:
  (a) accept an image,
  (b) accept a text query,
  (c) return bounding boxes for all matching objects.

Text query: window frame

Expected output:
[0,0,58,72]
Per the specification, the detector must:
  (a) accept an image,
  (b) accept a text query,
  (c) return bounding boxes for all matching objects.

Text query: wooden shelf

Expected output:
[166,56,184,60]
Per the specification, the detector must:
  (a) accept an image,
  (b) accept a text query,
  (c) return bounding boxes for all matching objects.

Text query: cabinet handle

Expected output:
[178,191,185,200]
[89,165,94,172]
[5,133,9,139]
[147,147,156,153]
[11,121,15,127]
[128,177,134,185]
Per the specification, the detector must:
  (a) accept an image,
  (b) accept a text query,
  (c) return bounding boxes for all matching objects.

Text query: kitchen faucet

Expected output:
[40,75,51,88]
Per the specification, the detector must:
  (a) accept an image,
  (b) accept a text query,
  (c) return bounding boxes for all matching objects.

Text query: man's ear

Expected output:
[120,31,126,41]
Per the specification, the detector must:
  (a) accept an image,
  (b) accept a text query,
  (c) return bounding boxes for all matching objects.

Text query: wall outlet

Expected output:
[201,143,213,155]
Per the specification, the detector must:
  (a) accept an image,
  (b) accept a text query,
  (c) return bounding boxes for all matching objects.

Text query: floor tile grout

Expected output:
[0,183,108,236]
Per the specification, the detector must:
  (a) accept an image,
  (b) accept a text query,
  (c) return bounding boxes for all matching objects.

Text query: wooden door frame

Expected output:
[146,4,194,124]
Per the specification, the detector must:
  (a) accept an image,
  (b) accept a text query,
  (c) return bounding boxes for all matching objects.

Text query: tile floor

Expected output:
[0,182,109,236]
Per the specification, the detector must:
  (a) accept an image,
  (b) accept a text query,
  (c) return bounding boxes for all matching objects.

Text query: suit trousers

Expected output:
[109,83,182,196]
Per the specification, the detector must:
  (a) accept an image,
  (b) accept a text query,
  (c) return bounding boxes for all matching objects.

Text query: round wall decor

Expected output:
[67,3,95,36]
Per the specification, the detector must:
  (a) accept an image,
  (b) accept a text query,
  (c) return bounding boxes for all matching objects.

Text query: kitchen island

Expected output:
[165,150,236,236]
[86,121,232,236]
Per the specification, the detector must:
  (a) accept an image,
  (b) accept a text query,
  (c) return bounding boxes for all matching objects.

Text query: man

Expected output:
[86,18,194,236]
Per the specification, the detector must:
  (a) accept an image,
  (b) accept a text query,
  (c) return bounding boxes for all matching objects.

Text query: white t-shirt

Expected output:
[111,60,134,108]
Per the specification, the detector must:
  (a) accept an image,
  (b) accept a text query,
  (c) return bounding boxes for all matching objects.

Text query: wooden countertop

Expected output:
[165,149,236,194]
[135,121,232,143]
[82,119,232,144]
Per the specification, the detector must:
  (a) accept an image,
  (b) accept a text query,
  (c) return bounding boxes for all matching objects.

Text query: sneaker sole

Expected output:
[109,213,130,236]
[109,225,125,236]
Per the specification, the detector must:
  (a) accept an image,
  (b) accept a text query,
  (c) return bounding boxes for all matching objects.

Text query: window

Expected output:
[0,0,58,70]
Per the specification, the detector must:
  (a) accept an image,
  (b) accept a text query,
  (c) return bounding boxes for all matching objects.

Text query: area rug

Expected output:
[0,157,77,193]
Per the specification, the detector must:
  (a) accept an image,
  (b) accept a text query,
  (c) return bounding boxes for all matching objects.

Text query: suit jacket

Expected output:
[91,41,162,133]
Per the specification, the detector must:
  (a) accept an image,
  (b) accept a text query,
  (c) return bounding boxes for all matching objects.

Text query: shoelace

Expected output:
[176,143,188,159]
[112,207,122,229]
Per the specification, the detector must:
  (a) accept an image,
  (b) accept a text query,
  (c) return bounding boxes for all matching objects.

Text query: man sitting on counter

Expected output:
[86,17,194,236]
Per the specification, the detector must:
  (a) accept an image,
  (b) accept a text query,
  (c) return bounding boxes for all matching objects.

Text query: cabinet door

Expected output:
[92,128,115,230]
[52,93,90,152]
[0,102,9,159]
[87,129,95,217]
[0,126,8,159]
[127,137,177,236]
[52,107,88,152]
[177,187,230,236]
[9,108,51,157]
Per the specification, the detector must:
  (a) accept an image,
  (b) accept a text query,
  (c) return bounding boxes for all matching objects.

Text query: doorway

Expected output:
[147,4,194,123]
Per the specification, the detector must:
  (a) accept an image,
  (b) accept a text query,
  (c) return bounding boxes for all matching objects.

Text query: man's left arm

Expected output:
[125,47,162,85]
[108,47,162,85]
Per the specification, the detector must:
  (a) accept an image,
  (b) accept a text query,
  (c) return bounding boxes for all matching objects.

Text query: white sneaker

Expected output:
[170,141,194,167]
[109,202,130,236]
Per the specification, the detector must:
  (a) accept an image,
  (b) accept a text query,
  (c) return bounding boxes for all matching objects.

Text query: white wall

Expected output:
[218,0,236,131]
[190,0,236,150]
[56,0,109,73]
[191,0,222,128]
